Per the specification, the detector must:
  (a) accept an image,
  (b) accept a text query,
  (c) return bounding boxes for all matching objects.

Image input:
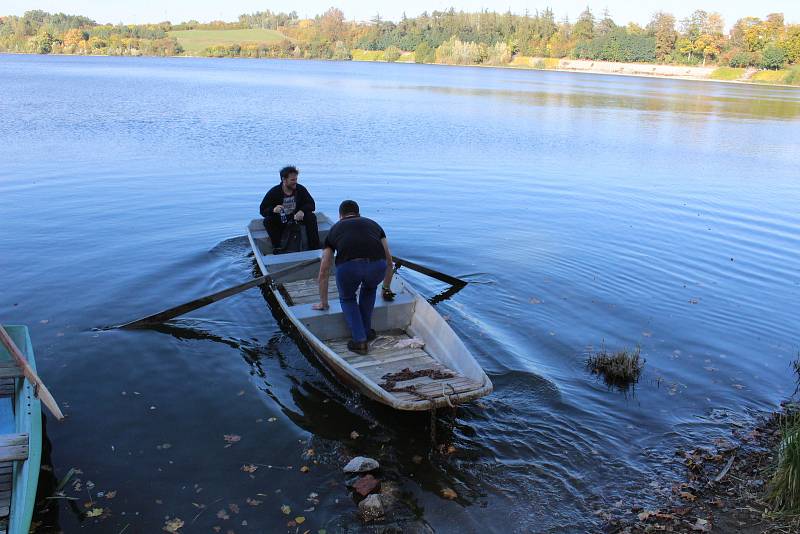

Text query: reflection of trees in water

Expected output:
[392,83,800,120]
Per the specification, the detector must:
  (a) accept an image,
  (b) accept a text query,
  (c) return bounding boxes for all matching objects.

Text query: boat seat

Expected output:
[0,434,28,463]
[0,363,21,381]
[293,292,416,340]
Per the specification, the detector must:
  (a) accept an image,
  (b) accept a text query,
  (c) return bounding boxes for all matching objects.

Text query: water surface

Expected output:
[1,54,799,532]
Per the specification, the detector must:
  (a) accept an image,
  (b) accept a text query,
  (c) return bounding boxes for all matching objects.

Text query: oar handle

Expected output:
[392,256,466,287]
[0,325,64,421]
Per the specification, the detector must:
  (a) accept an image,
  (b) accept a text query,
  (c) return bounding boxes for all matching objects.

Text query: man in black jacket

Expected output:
[259,166,320,253]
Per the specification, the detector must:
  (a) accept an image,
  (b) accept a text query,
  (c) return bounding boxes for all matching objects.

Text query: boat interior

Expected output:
[247,217,489,408]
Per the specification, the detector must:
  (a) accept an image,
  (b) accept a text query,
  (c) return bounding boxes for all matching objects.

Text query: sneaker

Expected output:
[347,340,369,355]
[367,329,377,341]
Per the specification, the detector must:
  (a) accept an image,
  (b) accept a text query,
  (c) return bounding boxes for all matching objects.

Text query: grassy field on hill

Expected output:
[169,29,287,54]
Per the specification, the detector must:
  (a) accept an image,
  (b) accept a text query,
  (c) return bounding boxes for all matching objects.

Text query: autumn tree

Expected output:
[648,11,677,61]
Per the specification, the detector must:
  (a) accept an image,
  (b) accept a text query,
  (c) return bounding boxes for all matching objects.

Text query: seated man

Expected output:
[259,165,320,253]
[312,200,394,355]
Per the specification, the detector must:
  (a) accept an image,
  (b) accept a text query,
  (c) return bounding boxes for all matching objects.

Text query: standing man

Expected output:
[259,166,320,253]
[312,200,394,355]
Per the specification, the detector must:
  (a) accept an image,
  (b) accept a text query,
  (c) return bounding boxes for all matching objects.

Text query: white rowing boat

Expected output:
[246,214,493,411]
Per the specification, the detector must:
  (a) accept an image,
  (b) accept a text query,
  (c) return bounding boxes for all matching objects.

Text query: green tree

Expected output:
[573,7,594,41]
[761,44,786,69]
[28,30,52,53]
[648,12,677,61]
[384,45,401,62]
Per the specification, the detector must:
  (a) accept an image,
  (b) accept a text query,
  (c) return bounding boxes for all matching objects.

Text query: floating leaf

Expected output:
[440,488,457,499]
[105,490,117,499]
[241,464,258,473]
[295,516,306,524]
[300,466,310,473]
[281,504,291,515]
[246,497,262,506]
[216,509,229,520]
[163,517,184,532]
[223,435,241,448]
[86,508,103,517]
[229,503,240,514]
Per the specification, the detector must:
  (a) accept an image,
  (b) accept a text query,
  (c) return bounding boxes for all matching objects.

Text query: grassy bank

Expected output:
[351,49,414,63]
[169,29,286,54]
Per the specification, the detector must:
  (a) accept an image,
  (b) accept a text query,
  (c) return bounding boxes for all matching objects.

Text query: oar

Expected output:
[119,258,321,329]
[0,325,65,421]
[392,256,466,287]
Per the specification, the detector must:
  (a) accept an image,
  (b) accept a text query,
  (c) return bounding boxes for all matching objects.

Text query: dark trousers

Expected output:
[335,259,387,342]
[264,211,320,251]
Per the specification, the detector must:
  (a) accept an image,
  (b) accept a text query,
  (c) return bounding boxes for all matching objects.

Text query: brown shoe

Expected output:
[347,339,369,355]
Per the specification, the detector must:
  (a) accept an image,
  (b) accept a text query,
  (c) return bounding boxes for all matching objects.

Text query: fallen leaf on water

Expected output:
[216,509,229,520]
[105,490,117,499]
[637,510,654,521]
[732,384,745,390]
[223,435,241,448]
[691,517,711,531]
[300,466,310,473]
[642,331,652,337]
[229,503,240,514]
[529,297,542,304]
[295,516,306,524]
[268,417,277,422]
[440,488,457,500]
[86,508,103,517]
[237,390,245,396]
[680,492,697,501]
[350,431,360,439]
[241,464,258,473]
[40,319,49,324]
[163,518,184,532]
[246,497,262,506]
[281,504,291,515]
[157,443,172,450]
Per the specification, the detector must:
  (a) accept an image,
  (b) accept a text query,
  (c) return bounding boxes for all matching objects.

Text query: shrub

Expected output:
[761,45,787,70]
[729,51,754,68]
[383,45,401,62]
[414,42,433,63]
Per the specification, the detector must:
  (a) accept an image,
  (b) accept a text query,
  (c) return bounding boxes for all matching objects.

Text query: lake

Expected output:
[1,54,799,532]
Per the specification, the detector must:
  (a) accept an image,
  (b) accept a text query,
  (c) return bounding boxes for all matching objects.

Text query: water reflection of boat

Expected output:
[246,214,493,411]
[0,326,41,534]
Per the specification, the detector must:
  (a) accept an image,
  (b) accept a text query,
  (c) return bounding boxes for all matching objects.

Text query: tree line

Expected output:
[1,7,799,70]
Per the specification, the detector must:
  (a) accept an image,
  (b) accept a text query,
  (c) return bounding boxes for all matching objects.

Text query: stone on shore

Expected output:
[358,494,384,522]
[343,456,380,473]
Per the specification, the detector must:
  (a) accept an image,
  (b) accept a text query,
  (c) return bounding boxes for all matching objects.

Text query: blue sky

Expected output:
[3,1,798,28]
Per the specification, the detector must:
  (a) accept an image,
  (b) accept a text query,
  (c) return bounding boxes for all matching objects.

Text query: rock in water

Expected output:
[352,474,381,498]
[343,456,380,473]
[358,494,384,522]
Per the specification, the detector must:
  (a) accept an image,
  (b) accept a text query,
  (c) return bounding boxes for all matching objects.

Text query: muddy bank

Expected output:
[605,402,800,533]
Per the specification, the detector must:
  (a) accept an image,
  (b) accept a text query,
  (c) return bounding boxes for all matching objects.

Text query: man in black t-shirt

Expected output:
[259,166,320,253]
[312,200,394,355]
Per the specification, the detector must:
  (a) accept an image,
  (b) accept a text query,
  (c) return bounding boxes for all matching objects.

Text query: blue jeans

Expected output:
[335,259,387,343]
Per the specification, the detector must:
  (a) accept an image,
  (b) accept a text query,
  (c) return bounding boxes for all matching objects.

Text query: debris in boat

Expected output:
[359,494,385,522]
[352,474,381,499]
[380,368,455,391]
[343,456,380,473]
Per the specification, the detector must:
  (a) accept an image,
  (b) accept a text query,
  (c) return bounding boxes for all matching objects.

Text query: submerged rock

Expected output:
[359,494,384,522]
[353,474,381,498]
[343,456,380,473]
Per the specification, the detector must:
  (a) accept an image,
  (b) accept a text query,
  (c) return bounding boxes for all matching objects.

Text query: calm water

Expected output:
[1,54,799,533]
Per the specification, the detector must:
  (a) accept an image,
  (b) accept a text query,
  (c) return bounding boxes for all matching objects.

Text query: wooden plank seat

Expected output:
[324,333,484,404]
[0,461,11,521]
[0,380,13,399]
[0,434,28,463]
[281,276,338,305]
[0,362,22,380]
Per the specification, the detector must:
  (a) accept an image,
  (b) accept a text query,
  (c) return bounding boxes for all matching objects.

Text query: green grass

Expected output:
[351,49,386,61]
[751,69,790,84]
[168,29,287,54]
[710,67,745,80]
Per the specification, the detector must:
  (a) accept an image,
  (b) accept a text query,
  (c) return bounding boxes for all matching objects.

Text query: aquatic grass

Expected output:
[586,345,643,390]
[768,412,800,512]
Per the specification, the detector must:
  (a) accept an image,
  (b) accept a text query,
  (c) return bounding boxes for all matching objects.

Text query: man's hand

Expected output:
[273,205,284,214]
[294,210,305,222]
[312,302,329,311]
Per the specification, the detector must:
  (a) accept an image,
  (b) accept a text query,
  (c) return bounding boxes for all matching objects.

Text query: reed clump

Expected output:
[586,345,643,389]
[767,410,800,512]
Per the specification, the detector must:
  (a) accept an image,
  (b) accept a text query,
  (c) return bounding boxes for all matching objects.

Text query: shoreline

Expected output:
[610,402,800,533]
[2,50,798,88]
